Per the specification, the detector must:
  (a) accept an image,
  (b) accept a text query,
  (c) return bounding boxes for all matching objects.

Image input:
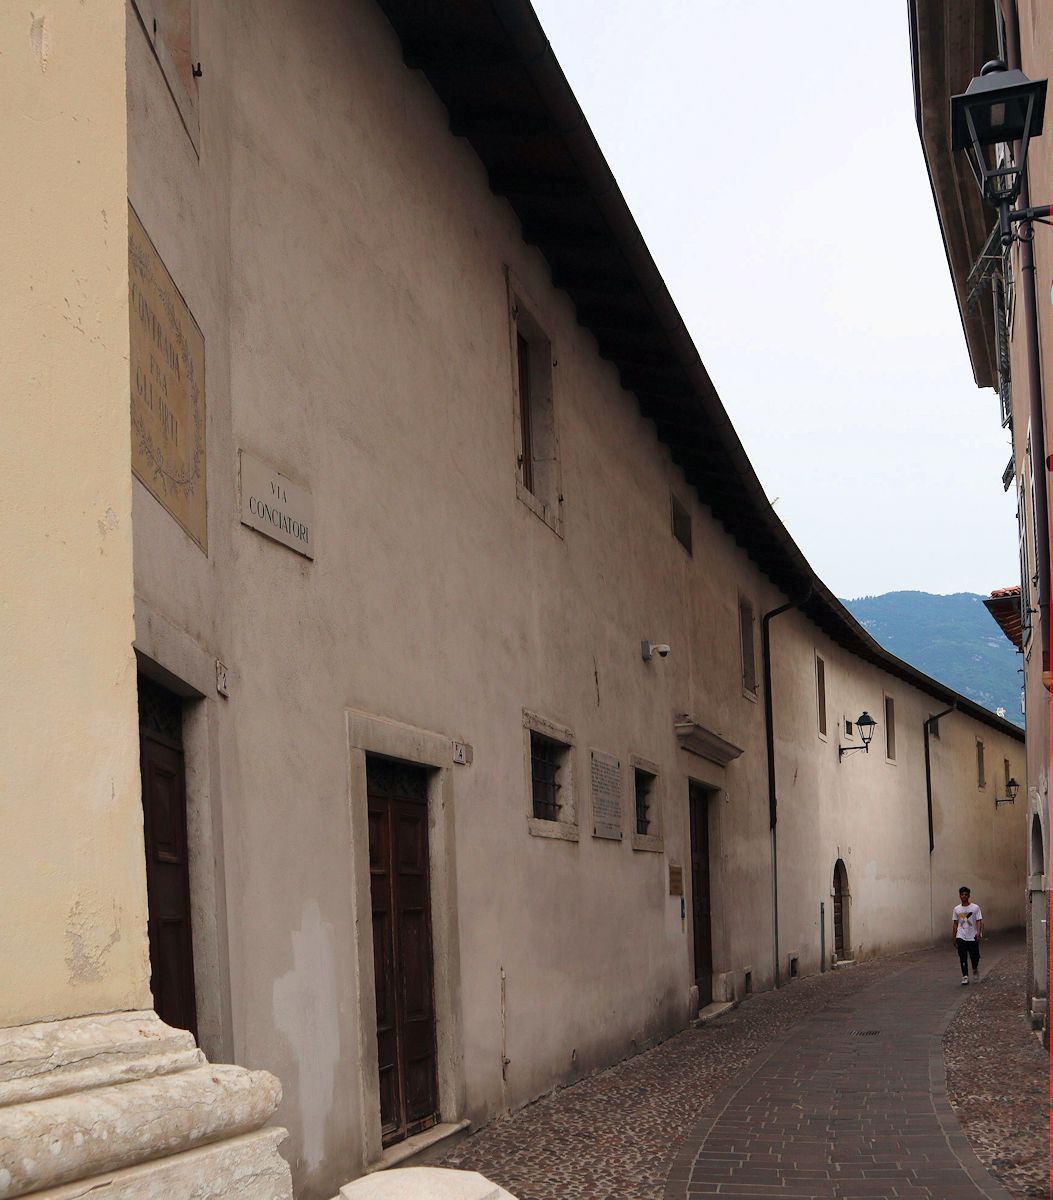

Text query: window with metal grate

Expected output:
[530,732,565,821]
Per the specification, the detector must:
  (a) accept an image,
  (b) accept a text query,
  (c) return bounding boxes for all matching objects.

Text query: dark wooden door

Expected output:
[368,757,439,1146]
[833,864,846,959]
[689,782,713,1006]
[137,677,197,1038]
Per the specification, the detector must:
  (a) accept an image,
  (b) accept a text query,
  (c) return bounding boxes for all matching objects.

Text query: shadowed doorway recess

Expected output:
[368,756,439,1146]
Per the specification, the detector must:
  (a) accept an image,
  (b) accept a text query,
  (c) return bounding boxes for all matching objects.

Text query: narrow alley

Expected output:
[441,940,1046,1200]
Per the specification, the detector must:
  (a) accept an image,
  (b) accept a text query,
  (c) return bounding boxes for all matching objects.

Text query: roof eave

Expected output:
[909,0,999,389]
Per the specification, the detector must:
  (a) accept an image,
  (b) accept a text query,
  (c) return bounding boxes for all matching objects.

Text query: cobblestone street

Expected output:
[945,945,1049,1197]
[442,938,1044,1200]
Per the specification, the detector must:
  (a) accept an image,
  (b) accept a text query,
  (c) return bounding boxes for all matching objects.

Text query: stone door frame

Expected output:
[346,710,466,1169]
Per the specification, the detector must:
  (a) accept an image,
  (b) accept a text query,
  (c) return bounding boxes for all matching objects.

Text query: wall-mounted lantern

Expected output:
[951,59,1050,245]
[838,711,877,762]
[996,777,1021,807]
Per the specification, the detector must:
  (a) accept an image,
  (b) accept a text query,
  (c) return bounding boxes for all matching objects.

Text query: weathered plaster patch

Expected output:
[30,12,51,72]
[272,900,339,1175]
[65,900,121,984]
[97,507,120,537]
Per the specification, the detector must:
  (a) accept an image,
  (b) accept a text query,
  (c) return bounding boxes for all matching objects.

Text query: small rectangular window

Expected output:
[511,280,561,532]
[739,597,757,693]
[816,656,827,736]
[845,718,854,737]
[630,755,662,851]
[977,740,986,789]
[1004,757,1011,789]
[1018,484,1033,642]
[884,695,896,761]
[671,493,692,554]
[517,332,533,495]
[634,768,656,836]
[530,731,566,821]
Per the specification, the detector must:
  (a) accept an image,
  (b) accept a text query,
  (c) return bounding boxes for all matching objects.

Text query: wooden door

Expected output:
[137,676,198,1037]
[689,782,713,1006]
[368,757,439,1146]
[833,861,847,960]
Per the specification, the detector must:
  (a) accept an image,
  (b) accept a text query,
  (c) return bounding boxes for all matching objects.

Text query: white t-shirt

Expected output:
[953,903,983,941]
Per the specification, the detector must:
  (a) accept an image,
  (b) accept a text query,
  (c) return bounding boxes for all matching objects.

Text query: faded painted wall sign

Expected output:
[239,450,314,558]
[129,204,207,550]
[591,750,622,840]
[668,865,684,896]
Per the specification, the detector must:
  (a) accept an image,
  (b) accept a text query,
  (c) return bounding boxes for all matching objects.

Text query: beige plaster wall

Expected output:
[770,615,1025,977]
[124,1,1028,1195]
[1,1,150,1027]
[1010,0,1051,1011]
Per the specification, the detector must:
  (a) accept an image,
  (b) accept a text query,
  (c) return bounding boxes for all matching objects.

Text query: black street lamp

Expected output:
[839,711,877,762]
[997,777,1021,807]
[951,60,1050,246]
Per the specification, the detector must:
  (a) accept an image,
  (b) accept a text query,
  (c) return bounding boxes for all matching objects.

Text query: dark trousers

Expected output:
[956,938,980,975]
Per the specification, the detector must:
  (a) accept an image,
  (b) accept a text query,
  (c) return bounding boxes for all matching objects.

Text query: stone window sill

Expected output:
[527,817,579,842]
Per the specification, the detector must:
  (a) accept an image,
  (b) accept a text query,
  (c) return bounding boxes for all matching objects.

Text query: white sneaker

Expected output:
[972,970,979,980]
[961,977,969,985]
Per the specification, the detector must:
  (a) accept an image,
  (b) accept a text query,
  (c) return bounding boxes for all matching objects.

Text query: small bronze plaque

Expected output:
[669,865,684,896]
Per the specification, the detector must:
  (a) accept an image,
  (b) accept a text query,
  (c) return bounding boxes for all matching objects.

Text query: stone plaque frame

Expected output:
[590,749,623,841]
[129,203,207,552]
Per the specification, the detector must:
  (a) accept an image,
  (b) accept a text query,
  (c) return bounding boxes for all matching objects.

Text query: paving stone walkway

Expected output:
[444,939,1039,1200]
[667,945,1016,1200]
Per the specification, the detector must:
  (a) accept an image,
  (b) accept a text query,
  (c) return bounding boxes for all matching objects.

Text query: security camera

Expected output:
[641,641,672,661]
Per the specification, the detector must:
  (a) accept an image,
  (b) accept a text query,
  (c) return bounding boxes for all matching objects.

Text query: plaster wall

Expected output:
[1009,0,1051,1013]
[1,0,151,1026]
[124,1,1027,1195]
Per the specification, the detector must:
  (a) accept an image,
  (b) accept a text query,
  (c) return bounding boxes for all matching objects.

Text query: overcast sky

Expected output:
[530,0,1018,600]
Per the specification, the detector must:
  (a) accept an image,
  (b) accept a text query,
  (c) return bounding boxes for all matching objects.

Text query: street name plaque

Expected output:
[239,450,314,558]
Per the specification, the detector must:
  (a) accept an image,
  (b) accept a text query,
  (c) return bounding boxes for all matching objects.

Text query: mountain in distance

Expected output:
[840,591,1023,728]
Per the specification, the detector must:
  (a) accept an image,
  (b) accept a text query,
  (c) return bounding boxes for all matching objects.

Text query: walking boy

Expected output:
[952,886,983,983]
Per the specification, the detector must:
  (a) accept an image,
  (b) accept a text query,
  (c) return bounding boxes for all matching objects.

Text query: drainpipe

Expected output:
[1003,1,1051,676]
[923,703,957,854]
[924,702,956,946]
[762,587,812,988]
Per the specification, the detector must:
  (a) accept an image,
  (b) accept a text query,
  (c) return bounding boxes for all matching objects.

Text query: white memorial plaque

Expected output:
[240,450,314,558]
[591,749,622,840]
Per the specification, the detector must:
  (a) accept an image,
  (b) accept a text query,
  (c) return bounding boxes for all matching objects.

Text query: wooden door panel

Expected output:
[368,760,438,1146]
[689,784,713,1006]
[138,683,197,1039]
[369,802,401,1137]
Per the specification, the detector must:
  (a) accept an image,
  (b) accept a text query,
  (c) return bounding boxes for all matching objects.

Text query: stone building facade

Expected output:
[1,2,1028,1198]
[910,0,1050,1035]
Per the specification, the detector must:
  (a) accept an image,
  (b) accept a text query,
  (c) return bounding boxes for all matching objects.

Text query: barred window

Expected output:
[634,768,656,836]
[530,732,565,822]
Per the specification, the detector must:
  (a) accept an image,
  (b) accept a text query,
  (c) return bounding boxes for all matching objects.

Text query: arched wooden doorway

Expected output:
[832,859,850,962]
